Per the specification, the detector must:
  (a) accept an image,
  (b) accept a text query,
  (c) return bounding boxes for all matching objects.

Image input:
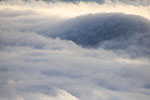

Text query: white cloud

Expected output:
[0,1,150,100]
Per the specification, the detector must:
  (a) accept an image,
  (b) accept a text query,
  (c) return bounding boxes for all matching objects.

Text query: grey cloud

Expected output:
[42,13,150,57]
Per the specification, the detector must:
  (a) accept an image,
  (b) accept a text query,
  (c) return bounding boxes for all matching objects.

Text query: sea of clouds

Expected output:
[0,0,150,100]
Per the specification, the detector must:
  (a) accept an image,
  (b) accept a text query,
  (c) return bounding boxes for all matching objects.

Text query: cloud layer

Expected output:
[0,1,150,100]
